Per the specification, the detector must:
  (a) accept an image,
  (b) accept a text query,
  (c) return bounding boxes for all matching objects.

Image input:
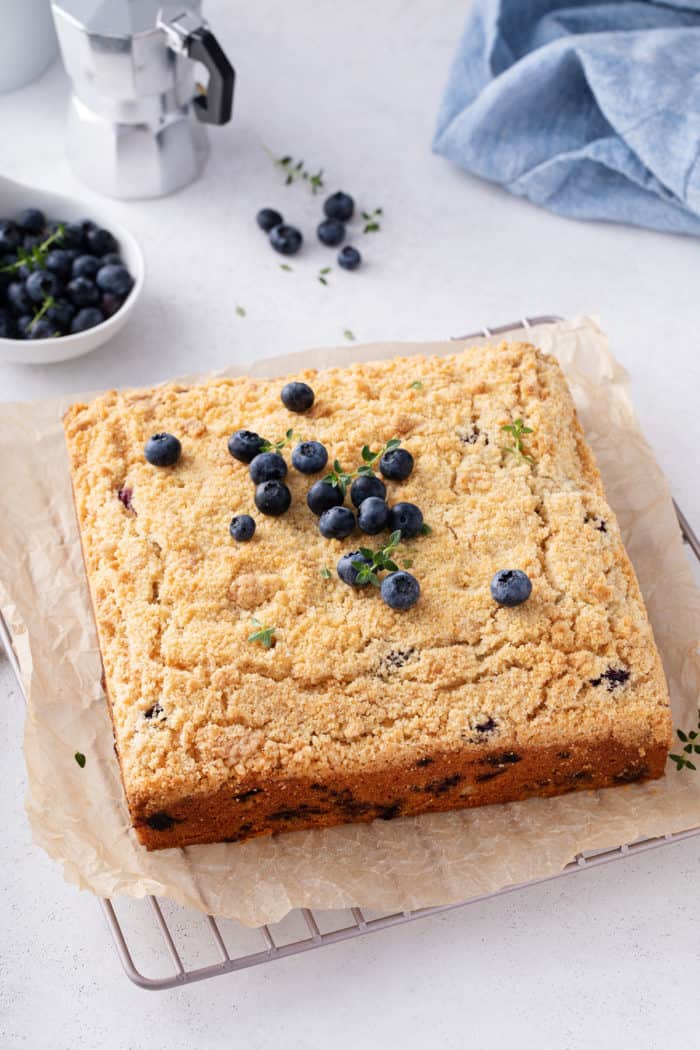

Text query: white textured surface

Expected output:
[1,1,699,1046]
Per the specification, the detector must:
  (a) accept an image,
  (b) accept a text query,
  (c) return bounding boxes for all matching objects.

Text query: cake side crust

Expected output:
[134,733,669,850]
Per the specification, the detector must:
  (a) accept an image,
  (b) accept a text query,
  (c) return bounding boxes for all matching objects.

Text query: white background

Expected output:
[1,2,699,1047]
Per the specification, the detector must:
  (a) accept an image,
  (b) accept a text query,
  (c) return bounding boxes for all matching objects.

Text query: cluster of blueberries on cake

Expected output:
[143,379,533,613]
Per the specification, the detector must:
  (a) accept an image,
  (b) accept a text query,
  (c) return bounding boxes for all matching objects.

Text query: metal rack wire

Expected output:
[3,314,700,991]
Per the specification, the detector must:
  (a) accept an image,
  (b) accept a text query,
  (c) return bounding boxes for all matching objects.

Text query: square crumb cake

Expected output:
[63,341,672,850]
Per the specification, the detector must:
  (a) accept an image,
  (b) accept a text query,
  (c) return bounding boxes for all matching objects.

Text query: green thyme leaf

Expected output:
[260,429,297,453]
[74,752,86,768]
[320,567,331,580]
[280,263,293,272]
[362,207,383,234]
[343,329,356,341]
[409,380,424,390]
[501,419,535,465]
[268,150,325,194]
[235,305,246,317]
[420,523,432,536]
[670,716,700,771]
[248,618,276,649]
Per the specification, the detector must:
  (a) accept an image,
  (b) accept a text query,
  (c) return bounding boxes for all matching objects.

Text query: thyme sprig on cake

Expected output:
[248,618,277,648]
[357,438,401,476]
[260,428,297,453]
[352,530,403,586]
[669,717,700,771]
[322,439,402,497]
[501,419,535,465]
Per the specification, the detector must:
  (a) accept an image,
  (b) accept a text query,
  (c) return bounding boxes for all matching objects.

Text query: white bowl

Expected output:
[0,175,144,365]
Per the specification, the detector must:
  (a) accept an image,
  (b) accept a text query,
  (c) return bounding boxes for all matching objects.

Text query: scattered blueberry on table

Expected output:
[0,209,134,340]
[490,569,532,607]
[229,514,256,542]
[323,191,355,222]
[144,433,181,467]
[256,207,283,232]
[269,224,303,256]
[317,218,345,246]
[337,245,362,271]
[281,381,315,413]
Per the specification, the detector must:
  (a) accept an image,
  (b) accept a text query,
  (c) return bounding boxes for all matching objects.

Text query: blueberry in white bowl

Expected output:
[0,174,144,365]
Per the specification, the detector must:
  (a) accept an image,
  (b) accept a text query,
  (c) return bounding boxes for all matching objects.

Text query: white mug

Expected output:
[0,0,57,94]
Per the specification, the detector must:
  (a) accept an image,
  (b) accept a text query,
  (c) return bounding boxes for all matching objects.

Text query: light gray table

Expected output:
[2,2,699,1047]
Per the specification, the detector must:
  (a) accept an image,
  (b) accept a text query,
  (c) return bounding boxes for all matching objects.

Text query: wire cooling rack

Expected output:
[3,314,700,991]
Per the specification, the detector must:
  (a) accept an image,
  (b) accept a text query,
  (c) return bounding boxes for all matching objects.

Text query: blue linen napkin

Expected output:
[433,0,700,236]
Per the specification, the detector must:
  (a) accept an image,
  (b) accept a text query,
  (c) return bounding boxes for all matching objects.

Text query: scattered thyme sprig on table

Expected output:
[352,530,403,587]
[1,223,65,274]
[74,752,86,768]
[235,304,246,317]
[317,266,331,286]
[669,716,700,771]
[260,428,297,453]
[248,618,276,648]
[322,438,402,497]
[362,207,383,233]
[409,380,423,391]
[343,329,356,341]
[320,566,332,580]
[269,153,324,194]
[501,419,535,465]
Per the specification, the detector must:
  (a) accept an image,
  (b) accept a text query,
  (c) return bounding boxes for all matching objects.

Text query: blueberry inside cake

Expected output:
[63,341,672,850]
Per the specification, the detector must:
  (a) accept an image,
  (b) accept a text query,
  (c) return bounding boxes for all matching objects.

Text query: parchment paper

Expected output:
[1,316,699,927]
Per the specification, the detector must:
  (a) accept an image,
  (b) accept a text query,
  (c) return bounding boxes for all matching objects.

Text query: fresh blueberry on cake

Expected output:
[350,473,386,507]
[229,514,256,542]
[291,440,328,474]
[358,496,390,535]
[490,569,532,607]
[254,479,291,516]
[319,505,355,539]
[337,550,373,586]
[379,447,414,481]
[281,381,315,413]
[307,479,344,515]
[381,571,420,610]
[388,501,423,539]
[228,429,266,464]
[144,432,181,467]
[249,451,288,483]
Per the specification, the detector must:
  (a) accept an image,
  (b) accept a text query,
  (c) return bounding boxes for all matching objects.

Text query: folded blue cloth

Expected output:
[433,1,700,236]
